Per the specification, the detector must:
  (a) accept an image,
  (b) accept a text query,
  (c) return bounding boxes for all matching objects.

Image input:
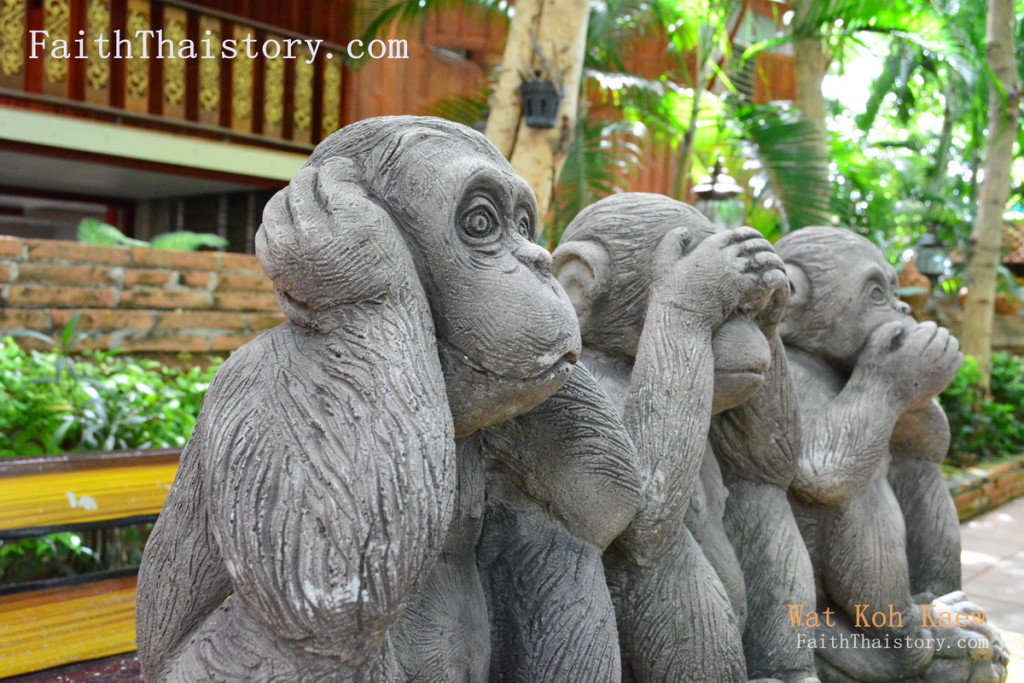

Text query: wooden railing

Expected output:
[0,447,181,678]
[0,0,347,151]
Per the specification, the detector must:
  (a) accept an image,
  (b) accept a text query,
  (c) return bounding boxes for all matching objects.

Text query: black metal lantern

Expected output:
[519,79,563,129]
[913,230,949,283]
[693,158,745,231]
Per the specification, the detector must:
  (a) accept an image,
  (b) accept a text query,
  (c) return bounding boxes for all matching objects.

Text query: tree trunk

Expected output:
[484,0,590,244]
[961,0,1021,395]
[791,0,827,134]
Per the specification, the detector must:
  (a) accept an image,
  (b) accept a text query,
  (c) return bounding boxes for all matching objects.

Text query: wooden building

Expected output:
[0,0,794,252]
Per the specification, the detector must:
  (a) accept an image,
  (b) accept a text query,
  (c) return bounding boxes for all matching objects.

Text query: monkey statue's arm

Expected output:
[619,227,785,563]
[789,321,960,507]
[888,400,962,598]
[478,365,641,681]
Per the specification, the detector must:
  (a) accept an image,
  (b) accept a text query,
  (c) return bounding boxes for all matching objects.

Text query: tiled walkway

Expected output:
[961,495,1024,681]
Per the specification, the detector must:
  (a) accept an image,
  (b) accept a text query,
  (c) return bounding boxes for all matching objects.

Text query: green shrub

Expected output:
[0,337,221,457]
[939,352,1024,468]
[0,337,221,585]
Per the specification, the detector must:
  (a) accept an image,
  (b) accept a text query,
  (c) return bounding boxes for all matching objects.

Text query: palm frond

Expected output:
[548,118,644,247]
[422,88,491,126]
[735,103,833,233]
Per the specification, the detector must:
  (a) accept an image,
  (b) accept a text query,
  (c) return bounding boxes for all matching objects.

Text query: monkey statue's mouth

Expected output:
[436,340,579,437]
[437,338,578,383]
[714,369,766,382]
[712,367,768,415]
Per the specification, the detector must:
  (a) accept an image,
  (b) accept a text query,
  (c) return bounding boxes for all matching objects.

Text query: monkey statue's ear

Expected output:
[256,158,419,331]
[552,240,612,335]
[778,262,810,339]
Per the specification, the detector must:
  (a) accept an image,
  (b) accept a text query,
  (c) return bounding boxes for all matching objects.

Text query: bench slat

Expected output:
[0,576,138,678]
[0,461,179,532]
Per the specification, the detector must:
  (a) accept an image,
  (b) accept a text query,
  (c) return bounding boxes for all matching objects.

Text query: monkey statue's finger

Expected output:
[734,237,776,258]
[652,226,694,283]
[742,251,785,274]
[760,268,790,294]
[286,165,332,229]
[723,226,768,244]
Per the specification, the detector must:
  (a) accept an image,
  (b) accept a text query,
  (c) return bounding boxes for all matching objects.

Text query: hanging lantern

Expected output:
[693,158,745,231]
[519,79,563,129]
[913,230,949,283]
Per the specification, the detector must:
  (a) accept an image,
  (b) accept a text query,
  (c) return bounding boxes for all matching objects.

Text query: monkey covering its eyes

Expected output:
[552,193,818,683]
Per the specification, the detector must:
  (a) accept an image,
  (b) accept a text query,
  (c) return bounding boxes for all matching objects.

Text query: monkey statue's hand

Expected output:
[651,226,787,332]
[851,320,962,412]
[257,158,421,329]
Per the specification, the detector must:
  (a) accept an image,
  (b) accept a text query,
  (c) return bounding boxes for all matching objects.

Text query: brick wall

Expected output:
[0,236,285,354]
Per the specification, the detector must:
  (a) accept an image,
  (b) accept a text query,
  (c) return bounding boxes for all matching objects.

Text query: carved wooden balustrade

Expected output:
[0,0,347,151]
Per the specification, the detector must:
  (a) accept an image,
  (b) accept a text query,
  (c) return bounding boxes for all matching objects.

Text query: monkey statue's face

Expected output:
[778,229,912,372]
[383,134,581,438]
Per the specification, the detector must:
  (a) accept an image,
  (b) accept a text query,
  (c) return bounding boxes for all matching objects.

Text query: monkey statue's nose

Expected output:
[516,240,554,276]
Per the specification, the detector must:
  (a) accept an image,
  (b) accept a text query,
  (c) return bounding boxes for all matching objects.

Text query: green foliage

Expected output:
[0,526,155,586]
[548,116,643,247]
[77,218,149,248]
[148,232,230,251]
[0,532,101,585]
[940,353,1024,468]
[0,337,220,458]
[77,218,228,252]
[0,328,214,586]
[734,102,833,233]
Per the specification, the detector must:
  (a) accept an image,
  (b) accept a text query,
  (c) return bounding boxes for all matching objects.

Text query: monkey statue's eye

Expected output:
[516,215,532,239]
[869,285,887,304]
[459,200,500,243]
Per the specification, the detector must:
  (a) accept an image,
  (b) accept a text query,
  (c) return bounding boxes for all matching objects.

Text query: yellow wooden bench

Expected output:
[0,448,180,679]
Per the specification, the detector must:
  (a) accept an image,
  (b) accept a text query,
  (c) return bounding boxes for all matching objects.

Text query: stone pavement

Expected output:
[961,495,1024,681]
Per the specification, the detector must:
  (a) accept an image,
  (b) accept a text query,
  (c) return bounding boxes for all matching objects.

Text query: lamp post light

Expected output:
[693,158,745,231]
[914,229,949,285]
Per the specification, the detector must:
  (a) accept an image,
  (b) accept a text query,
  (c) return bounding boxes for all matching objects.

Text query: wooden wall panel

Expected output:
[754,51,795,103]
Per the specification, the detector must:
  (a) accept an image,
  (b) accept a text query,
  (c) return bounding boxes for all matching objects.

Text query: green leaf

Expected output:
[76,218,149,248]
[149,232,229,252]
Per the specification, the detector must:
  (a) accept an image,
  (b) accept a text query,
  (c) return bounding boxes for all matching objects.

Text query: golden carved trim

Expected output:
[321,54,341,137]
[43,0,70,84]
[292,53,313,133]
[0,0,26,77]
[198,28,220,113]
[86,0,111,90]
[162,16,185,106]
[263,54,284,128]
[126,9,148,98]
[231,27,253,121]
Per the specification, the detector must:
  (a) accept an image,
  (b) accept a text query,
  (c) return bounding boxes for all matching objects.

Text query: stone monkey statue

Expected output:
[776,227,1009,683]
[553,193,811,682]
[136,117,581,681]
